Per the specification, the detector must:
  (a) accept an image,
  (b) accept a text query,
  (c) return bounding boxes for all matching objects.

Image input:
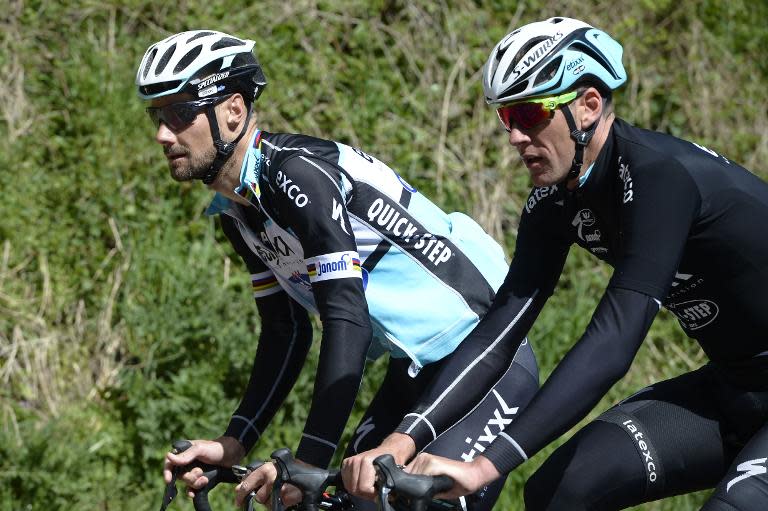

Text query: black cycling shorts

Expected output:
[524,361,768,510]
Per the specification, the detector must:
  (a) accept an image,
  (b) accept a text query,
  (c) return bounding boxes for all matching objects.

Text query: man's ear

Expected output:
[226,93,248,129]
[580,87,603,126]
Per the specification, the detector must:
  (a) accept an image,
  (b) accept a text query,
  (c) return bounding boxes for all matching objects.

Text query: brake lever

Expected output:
[372,454,455,511]
[160,440,194,511]
[373,455,399,511]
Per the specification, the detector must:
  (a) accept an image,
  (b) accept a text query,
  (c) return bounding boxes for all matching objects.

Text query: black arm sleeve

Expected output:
[481,161,699,473]
[396,192,570,450]
[264,156,373,467]
[224,292,313,453]
[482,287,659,473]
[296,284,371,465]
[219,215,313,453]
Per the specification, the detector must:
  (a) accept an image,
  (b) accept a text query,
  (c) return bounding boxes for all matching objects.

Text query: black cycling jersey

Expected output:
[396,117,768,475]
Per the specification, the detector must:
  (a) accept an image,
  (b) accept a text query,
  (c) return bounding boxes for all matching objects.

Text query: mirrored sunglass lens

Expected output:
[497,103,547,131]
[497,108,513,132]
[509,103,548,129]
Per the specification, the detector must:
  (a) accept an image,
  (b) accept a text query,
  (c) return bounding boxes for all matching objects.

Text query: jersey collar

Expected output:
[205,129,264,216]
[234,129,264,202]
[578,163,595,187]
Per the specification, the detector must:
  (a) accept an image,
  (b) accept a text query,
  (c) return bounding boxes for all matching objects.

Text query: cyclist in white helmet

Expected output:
[137,30,541,510]
[350,16,768,511]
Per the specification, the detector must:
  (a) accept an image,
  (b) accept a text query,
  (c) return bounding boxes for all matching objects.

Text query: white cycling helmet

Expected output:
[483,17,626,104]
[136,30,267,101]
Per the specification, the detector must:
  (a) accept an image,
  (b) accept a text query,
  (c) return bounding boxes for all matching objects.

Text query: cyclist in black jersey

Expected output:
[135,30,540,510]
[349,17,768,511]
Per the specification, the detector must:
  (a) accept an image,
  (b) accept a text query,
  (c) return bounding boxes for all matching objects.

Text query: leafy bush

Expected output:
[1,1,765,509]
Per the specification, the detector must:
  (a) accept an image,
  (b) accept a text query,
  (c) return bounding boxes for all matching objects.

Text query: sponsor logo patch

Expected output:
[524,185,559,214]
[196,71,230,90]
[726,458,767,493]
[618,156,634,203]
[461,390,519,462]
[276,170,309,208]
[572,209,609,255]
[667,299,719,330]
[566,56,585,72]
[572,209,596,240]
[667,272,705,300]
[366,198,453,266]
[622,419,659,485]
[306,251,362,282]
[198,84,225,98]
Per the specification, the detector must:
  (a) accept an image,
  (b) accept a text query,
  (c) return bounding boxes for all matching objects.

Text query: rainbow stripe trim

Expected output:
[251,272,280,297]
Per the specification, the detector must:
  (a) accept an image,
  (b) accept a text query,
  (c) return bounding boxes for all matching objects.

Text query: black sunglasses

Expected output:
[146,94,232,132]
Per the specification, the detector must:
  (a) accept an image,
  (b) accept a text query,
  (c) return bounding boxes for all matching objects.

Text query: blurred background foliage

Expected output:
[1,0,766,509]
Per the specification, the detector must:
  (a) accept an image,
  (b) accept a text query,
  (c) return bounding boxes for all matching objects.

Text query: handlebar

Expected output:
[372,455,456,511]
[159,443,456,511]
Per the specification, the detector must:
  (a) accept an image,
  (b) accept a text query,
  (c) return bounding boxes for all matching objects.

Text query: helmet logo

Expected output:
[566,57,584,72]
[199,84,225,98]
[567,57,586,77]
[194,71,230,90]
[511,31,564,81]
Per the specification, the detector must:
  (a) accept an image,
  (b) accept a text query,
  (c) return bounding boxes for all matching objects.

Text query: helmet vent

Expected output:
[155,43,177,76]
[211,37,247,51]
[571,41,617,78]
[186,31,215,43]
[503,36,547,82]
[534,56,562,86]
[174,45,202,73]
[503,80,529,98]
[142,47,157,80]
[139,80,182,96]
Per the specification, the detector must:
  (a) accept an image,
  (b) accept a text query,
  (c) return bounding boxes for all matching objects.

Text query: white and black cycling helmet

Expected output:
[483,17,626,183]
[483,17,626,105]
[136,30,267,184]
[136,30,266,101]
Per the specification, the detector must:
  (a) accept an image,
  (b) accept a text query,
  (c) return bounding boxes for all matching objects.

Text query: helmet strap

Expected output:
[559,104,598,184]
[201,101,253,185]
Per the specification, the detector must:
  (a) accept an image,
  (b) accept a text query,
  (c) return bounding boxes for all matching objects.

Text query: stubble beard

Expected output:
[167,144,217,182]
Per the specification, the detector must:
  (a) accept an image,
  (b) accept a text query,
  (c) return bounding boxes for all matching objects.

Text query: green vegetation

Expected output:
[1,1,766,509]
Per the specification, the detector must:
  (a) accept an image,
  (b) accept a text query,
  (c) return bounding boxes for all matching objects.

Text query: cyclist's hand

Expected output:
[235,461,277,508]
[342,433,417,499]
[163,437,245,496]
[235,460,303,509]
[275,483,302,509]
[405,453,501,499]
